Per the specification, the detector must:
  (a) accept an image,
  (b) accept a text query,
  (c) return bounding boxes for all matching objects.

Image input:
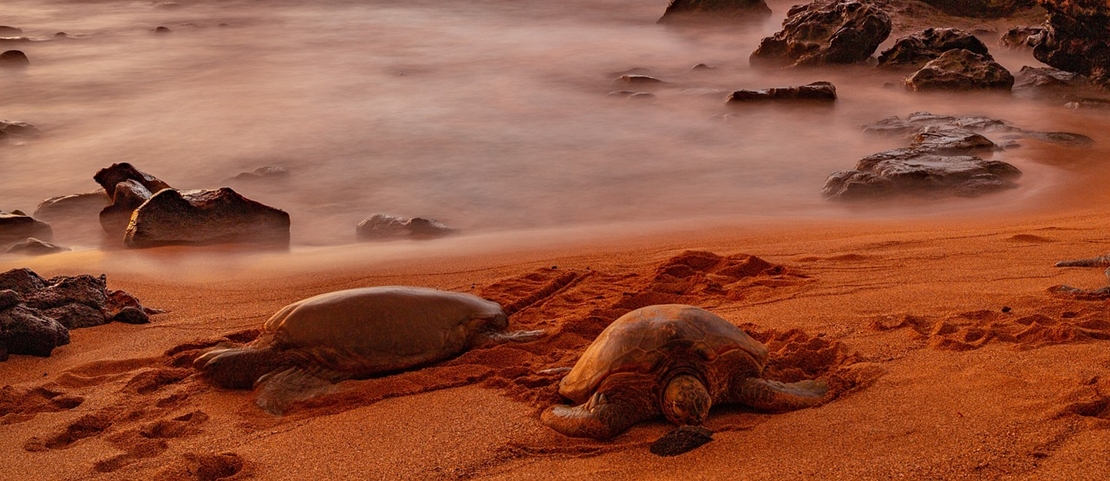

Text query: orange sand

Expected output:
[4,201,1110,480]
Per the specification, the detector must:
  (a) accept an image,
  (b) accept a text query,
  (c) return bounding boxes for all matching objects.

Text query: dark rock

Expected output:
[658,0,772,24]
[0,50,29,68]
[93,162,171,199]
[1014,131,1094,147]
[1,120,41,141]
[824,148,1021,200]
[727,81,837,103]
[910,125,998,153]
[878,28,989,69]
[154,26,171,34]
[42,304,105,329]
[356,214,457,241]
[691,63,716,70]
[1000,26,1045,49]
[916,0,1036,18]
[0,211,53,246]
[228,166,289,182]
[0,268,155,360]
[862,111,1017,137]
[0,26,22,36]
[650,425,714,456]
[0,305,70,357]
[616,74,665,84]
[33,191,110,223]
[54,32,68,39]
[749,0,891,68]
[0,268,46,295]
[5,238,70,256]
[904,49,1014,91]
[124,188,291,248]
[1034,1,1110,83]
[1013,65,1088,94]
[99,179,154,237]
[0,289,21,310]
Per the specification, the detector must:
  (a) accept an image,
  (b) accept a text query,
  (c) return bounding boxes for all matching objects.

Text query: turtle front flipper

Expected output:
[254,365,350,415]
[194,347,287,389]
[733,377,828,412]
[541,374,659,440]
[1055,254,1110,268]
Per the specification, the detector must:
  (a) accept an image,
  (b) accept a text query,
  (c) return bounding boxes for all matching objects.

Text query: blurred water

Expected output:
[2,0,1108,248]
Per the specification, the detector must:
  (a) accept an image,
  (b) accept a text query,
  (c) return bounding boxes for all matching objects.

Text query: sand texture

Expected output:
[3,208,1110,480]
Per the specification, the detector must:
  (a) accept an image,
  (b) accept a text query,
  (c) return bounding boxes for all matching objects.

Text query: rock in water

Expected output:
[1035,1,1110,84]
[93,162,171,199]
[0,50,29,68]
[904,49,1014,91]
[650,426,714,456]
[33,191,110,223]
[100,179,154,237]
[5,238,69,256]
[878,28,989,69]
[658,0,771,24]
[727,81,837,103]
[0,211,53,247]
[749,0,891,68]
[356,214,456,241]
[124,188,290,248]
[916,0,1036,18]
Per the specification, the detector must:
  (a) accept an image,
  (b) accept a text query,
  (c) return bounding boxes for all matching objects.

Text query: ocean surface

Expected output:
[3,0,1108,248]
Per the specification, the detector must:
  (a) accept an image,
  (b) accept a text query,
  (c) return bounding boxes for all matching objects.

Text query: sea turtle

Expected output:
[193,286,541,414]
[542,304,827,440]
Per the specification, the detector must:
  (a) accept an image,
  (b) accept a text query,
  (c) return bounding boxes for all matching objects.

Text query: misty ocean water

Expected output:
[3,0,1110,249]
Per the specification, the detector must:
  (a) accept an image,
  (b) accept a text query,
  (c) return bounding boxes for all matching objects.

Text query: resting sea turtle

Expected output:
[542,304,827,440]
[193,286,541,414]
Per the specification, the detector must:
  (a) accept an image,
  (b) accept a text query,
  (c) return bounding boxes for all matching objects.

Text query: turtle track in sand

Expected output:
[2,250,860,476]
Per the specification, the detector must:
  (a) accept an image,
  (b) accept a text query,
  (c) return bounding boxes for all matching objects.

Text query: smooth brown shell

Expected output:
[558,304,768,404]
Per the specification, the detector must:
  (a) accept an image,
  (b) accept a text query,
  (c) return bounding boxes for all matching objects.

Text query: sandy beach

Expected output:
[4,203,1110,479]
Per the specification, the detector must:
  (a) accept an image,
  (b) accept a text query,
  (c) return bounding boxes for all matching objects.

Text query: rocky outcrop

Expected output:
[0,50,28,68]
[878,28,989,68]
[0,268,154,361]
[726,81,837,103]
[916,0,1036,18]
[861,111,1092,149]
[227,166,289,182]
[1000,26,1045,49]
[93,162,171,199]
[750,0,891,68]
[356,214,457,241]
[822,150,1021,200]
[93,163,172,237]
[0,120,39,142]
[1034,1,1110,84]
[904,49,1014,91]
[32,191,110,223]
[0,211,52,247]
[658,0,772,23]
[124,188,290,248]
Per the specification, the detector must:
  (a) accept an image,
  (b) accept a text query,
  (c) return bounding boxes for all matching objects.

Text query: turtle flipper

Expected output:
[194,347,285,389]
[541,389,656,440]
[254,366,349,415]
[1055,255,1110,268]
[733,378,827,412]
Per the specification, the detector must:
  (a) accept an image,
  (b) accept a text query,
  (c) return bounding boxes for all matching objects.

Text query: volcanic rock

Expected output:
[658,0,772,24]
[1034,1,1110,84]
[0,211,52,247]
[5,238,70,256]
[904,49,1014,91]
[356,214,457,241]
[124,188,290,248]
[823,149,1021,200]
[1000,26,1045,49]
[0,50,29,68]
[749,0,891,68]
[726,81,837,103]
[878,28,989,69]
[916,0,1036,18]
[93,162,171,199]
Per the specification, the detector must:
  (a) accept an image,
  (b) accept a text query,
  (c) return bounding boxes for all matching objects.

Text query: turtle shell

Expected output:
[262,286,506,375]
[558,304,768,404]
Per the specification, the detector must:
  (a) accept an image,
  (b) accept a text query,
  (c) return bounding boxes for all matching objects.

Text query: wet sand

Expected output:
[4,203,1110,480]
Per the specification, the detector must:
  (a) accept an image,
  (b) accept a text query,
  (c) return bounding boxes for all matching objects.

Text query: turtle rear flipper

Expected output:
[540,392,655,440]
[735,378,827,412]
[254,366,348,415]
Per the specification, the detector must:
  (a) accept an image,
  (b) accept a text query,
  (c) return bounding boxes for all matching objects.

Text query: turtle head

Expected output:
[661,374,711,426]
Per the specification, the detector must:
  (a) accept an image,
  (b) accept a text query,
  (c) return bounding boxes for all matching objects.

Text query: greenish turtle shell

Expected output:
[558,304,768,404]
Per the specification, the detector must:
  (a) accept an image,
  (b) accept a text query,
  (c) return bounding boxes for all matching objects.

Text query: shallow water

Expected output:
[3,0,1109,249]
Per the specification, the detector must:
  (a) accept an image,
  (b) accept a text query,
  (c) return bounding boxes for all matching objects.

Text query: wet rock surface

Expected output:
[878,28,989,69]
[916,0,1036,18]
[658,0,771,24]
[1034,1,1110,84]
[32,191,110,224]
[749,0,891,68]
[0,211,53,248]
[124,188,290,248]
[823,150,1021,200]
[356,214,457,241]
[5,238,70,256]
[726,81,837,103]
[0,50,29,67]
[93,163,171,200]
[1000,26,1045,49]
[0,268,154,361]
[904,49,1014,91]
[100,180,154,238]
[227,166,289,183]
